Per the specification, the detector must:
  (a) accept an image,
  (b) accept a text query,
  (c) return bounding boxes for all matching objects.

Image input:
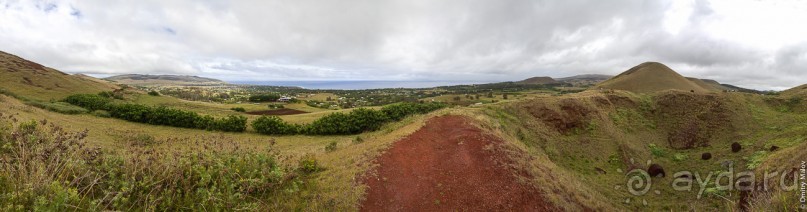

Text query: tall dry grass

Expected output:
[0,112,313,211]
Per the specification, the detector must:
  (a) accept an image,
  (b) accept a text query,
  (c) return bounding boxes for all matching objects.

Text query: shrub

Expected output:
[214,115,248,132]
[231,107,246,112]
[324,141,337,152]
[380,102,446,121]
[107,103,247,132]
[298,154,320,174]
[108,104,153,123]
[147,90,160,96]
[63,94,111,111]
[252,116,299,135]
[305,112,354,135]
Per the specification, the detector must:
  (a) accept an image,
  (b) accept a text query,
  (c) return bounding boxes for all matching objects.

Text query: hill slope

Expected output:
[105,74,226,86]
[781,84,807,97]
[0,51,117,100]
[557,74,612,87]
[517,76,557,84]
[685,77,728,92]
[594,62,710,93]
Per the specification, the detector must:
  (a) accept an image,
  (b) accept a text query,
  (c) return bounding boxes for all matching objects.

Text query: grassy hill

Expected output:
[594,62,711,93]
[0,51,117,101]
[105,74,226,86]
[781,84,807,97]
[557,74,612,86]
[518,76,557,84]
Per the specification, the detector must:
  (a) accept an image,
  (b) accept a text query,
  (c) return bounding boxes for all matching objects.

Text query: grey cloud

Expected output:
[0,0,805,90]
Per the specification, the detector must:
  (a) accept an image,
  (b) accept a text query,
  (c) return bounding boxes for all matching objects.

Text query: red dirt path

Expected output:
[361,115,554,211]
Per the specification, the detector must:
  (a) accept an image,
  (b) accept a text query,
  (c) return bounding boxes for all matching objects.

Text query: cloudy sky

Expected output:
[1,0,806,90]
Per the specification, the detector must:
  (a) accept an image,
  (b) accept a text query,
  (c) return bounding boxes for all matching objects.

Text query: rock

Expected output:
[731,142,742,153]
[769,145,780,151]
[701,153,712,160]
[648,164,666,178]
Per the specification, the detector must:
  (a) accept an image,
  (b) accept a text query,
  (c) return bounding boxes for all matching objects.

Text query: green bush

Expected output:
[298,154,320,174]
[106,103,247,132]
[231,107,246,112]
[63,94,111,111]
[252,116,299,135]
[380,102,446,121]
[214,115,248,132]
[148,90,160,96]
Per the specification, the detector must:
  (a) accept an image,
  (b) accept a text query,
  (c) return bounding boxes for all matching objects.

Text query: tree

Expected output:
[249,94,281,102]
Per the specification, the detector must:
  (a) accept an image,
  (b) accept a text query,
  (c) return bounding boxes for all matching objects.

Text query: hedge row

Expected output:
[62,94,247,132]
[108,104,247,132]
[252,102,447,135]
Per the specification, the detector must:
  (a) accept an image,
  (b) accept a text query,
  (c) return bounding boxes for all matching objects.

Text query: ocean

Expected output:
[228,81,496,90]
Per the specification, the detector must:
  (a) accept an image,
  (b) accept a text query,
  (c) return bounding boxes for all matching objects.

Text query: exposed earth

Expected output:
[361,115,554,211]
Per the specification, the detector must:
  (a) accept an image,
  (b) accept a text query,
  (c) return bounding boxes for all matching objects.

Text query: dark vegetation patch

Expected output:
[246,108,308,115]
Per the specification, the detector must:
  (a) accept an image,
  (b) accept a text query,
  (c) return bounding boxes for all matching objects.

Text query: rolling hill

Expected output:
[0,51,117,101]
[593,62,711,93]
[517,76,557,84]
[556,74,612,86]
[105,74,226,86]
[781,84,807,97]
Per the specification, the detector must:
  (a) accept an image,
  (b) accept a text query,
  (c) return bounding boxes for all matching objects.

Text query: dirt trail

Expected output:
[361,115,553,211]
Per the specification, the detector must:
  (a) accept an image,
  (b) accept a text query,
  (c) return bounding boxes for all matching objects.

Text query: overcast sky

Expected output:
[1,0,806,90]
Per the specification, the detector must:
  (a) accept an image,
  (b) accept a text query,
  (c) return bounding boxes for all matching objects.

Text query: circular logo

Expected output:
[626,169,652,196]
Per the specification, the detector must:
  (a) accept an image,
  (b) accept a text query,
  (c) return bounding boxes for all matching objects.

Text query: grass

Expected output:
[0,93,439,210]
[0,74,805,210]
[482,90,807,211]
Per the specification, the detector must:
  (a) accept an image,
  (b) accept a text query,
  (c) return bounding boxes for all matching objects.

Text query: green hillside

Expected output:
[0,51,117,101]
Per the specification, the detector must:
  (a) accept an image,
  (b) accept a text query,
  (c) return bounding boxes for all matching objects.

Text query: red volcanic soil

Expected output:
[245,108,308,115]
[361,115,553,211]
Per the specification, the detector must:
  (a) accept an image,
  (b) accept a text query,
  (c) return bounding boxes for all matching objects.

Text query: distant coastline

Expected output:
[228,81,496,90]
